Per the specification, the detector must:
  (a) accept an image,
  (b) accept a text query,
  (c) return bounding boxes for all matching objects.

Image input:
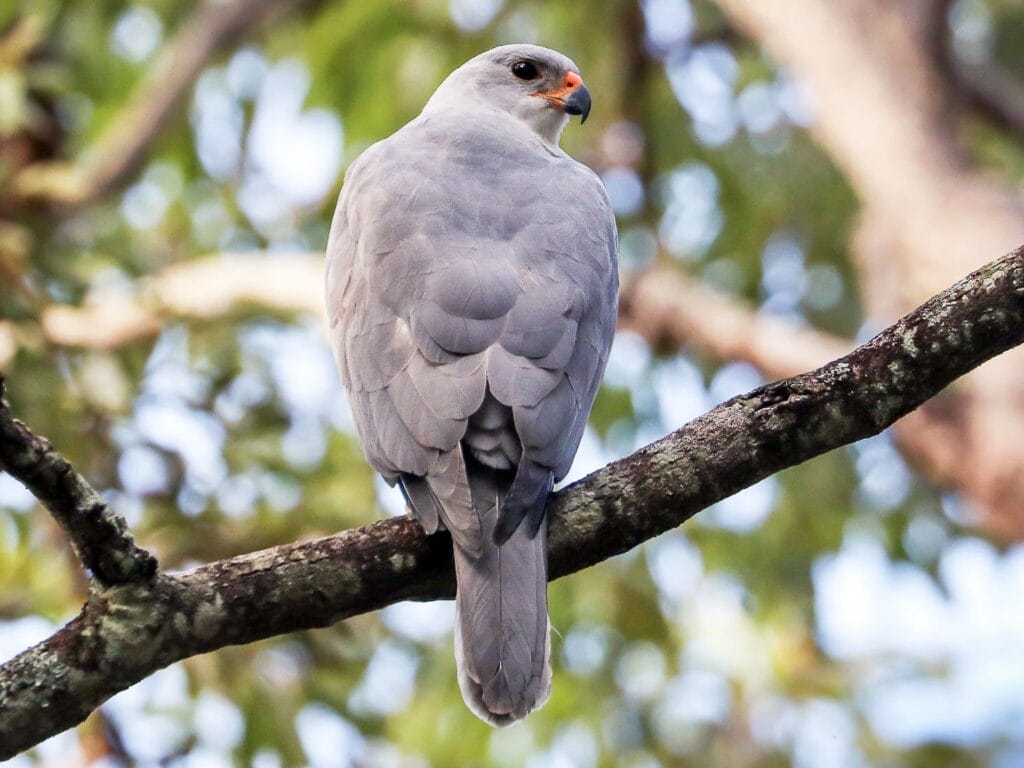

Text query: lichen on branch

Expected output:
[0,247,1022,758]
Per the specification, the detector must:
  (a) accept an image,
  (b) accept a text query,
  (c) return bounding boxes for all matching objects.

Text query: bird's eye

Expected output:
[511,60,539,80]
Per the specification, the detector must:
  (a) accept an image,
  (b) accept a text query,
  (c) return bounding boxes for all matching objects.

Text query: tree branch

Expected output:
[0,252,324,369]
[9,0,305,207]
[0,248,1021,757]
[0,379,157,586]
[39,252,325,349]
[715,0,1024,537]
[620,267,851,378]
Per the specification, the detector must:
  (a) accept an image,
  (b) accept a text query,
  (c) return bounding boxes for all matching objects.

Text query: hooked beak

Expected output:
[536,72,592,124]
[563,85,592,124]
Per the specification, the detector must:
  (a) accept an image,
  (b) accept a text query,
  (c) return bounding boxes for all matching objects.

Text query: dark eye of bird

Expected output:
[511,60,539,80]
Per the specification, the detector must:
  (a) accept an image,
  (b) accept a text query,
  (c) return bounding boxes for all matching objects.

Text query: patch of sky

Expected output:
[602,707,645,752]
[0,471,35,513]
[295,703,367,768]
[603,331,652,390]
[949,0,994,65]
[760,230,807,321]
[646,531,703,611]
[651,669,732,754]
[526,722,599,768]
[601,167,645,217]
[791,699,868,768]
[561,426,614,484]
[253,641,312,689]
[708,361,764,404]
[615,641,667,703]
[121,162,183,231]
[134,397,226,494]
[375,474,408,518]
[814,533,1024,747]
[679,575,768,684]
[642,0,694,52]
[110,6,163,63]
[348,640,420,717]
[0,615,56,664]
[227,47,269,102]
[665,44,739,146]
[737,81,783,135]
[450,0,504,32]
[243,58,343,222]
[659,162,723,259]
[238,321,343,471]
[381,600,456,644]
[776,73,815,127]
[652,354,711,431]
[103,664,192,763]
[191,68,245,181]
[561,623,615,678]
[703,476,779,532]
[851,432,912,512]
[118,443,170,496]
[747,694,801,751]
[193,690,245,753]
[496,8,538,45]
[803,263,845,312]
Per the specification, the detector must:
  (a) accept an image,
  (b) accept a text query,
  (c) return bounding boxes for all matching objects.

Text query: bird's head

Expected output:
[425,44,592,144]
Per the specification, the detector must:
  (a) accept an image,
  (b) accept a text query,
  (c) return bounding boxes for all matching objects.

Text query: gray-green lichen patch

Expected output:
[389,552,417,572]
[193,594,226,642]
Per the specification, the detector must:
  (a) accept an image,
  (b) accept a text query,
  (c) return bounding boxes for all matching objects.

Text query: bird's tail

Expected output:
[453,467,551,726]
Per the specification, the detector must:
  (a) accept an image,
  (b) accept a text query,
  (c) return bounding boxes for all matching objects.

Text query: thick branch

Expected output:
[10,0,302,207]
[0,248,1021,757]
[39,252,324,348]
[0,380,156,585]
[0,253,324,369]
[620,267,851,378]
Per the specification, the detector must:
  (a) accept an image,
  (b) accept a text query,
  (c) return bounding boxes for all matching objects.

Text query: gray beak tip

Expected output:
[564,84,592,125]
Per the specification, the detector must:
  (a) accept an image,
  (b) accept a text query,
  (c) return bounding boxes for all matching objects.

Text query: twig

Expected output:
[0,247,1021,757]
[0,379,157,585]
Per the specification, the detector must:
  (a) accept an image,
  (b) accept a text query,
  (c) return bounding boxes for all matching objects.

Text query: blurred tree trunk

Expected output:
[716,0,1024,538]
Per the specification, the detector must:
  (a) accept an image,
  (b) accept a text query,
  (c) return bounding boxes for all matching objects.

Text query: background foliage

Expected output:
[2,0,1024,766]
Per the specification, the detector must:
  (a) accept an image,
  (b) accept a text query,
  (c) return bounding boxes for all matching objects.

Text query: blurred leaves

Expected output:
[0,0,1023,767]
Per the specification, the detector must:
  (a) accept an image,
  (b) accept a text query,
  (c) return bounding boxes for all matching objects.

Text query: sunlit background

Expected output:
[2,0,1024,766]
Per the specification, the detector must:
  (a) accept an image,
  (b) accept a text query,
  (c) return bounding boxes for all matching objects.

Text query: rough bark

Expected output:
[0,248,1022,758]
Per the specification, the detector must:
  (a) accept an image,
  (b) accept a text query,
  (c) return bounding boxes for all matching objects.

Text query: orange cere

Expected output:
[537,72,585,100]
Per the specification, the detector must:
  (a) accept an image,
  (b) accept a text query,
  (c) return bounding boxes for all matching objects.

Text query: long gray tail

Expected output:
[453,468,551,726]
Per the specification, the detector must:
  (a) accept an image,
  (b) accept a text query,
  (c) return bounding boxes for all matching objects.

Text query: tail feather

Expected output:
[453,466,551,726]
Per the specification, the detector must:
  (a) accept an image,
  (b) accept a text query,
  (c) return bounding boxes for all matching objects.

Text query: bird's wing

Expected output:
[326,114,617,550]
[492,160,619,542]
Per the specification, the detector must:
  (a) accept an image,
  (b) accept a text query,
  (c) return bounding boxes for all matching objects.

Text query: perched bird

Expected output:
[325,44,618,725]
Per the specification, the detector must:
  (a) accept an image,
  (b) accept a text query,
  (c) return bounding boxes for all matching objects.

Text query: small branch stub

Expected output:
[0,378,157,585]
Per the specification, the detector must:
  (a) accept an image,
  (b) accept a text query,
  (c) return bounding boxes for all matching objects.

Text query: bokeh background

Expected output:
[3,0,1024,766]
